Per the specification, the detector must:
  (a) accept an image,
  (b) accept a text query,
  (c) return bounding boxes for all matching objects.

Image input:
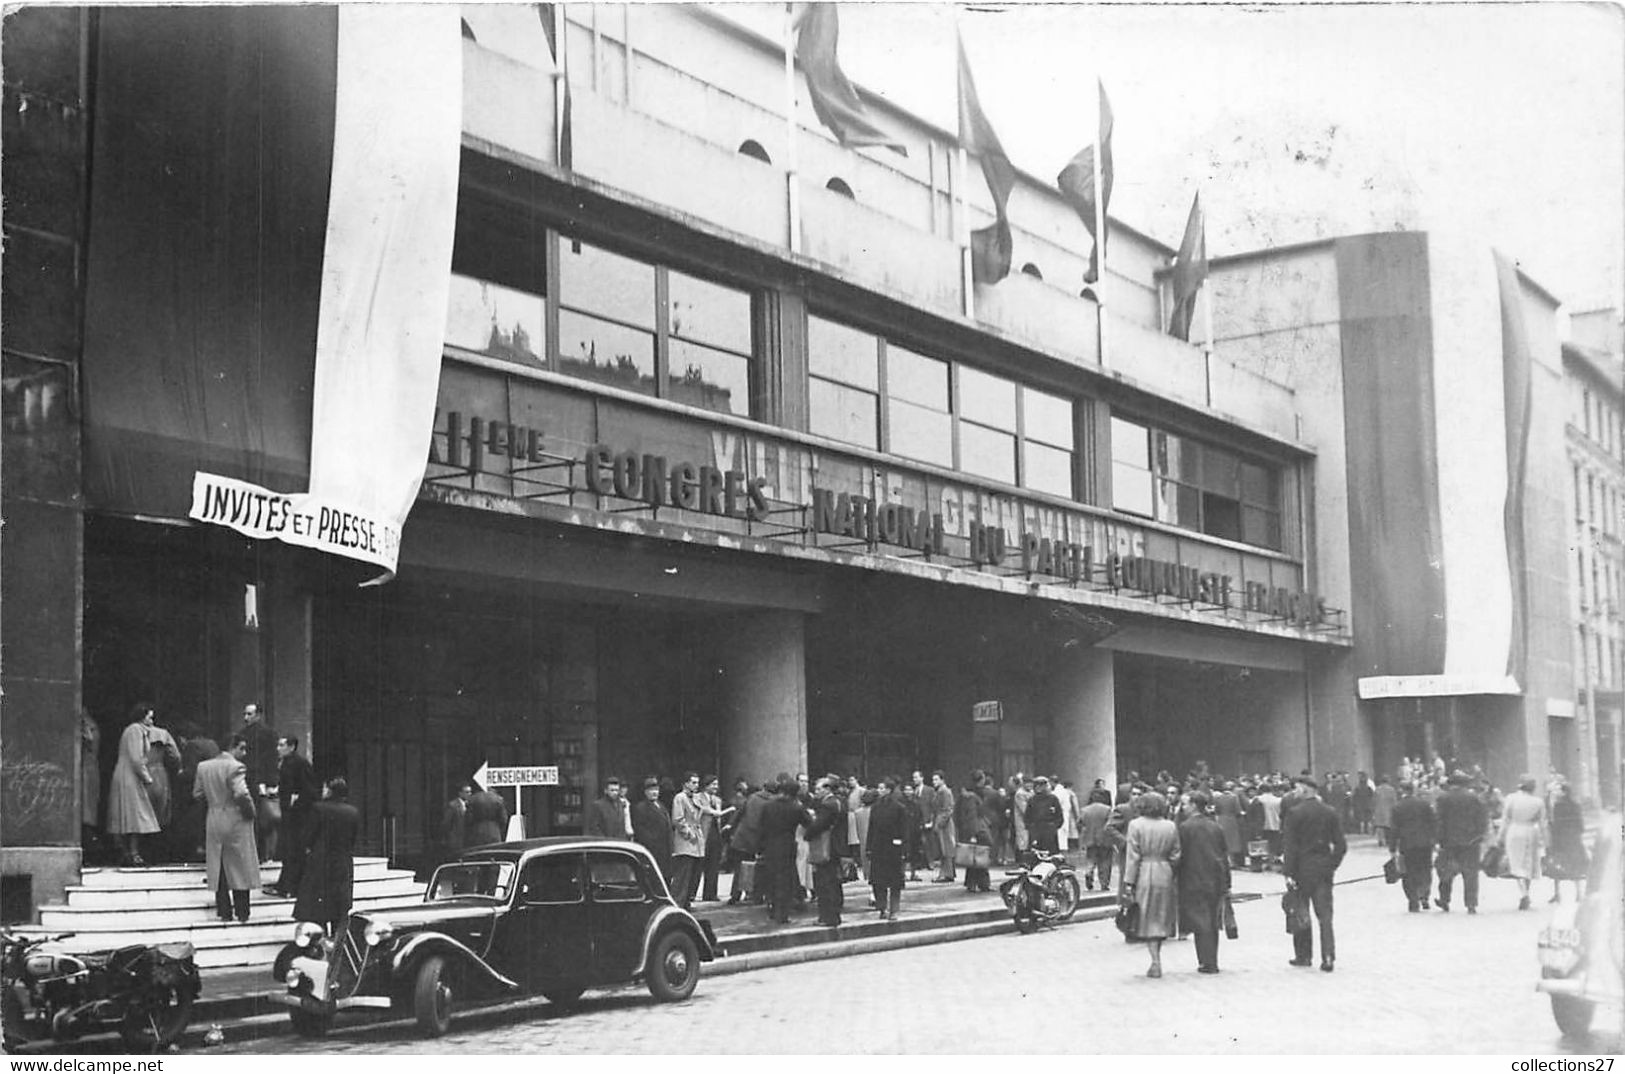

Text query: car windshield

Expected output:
[427,861,515,902]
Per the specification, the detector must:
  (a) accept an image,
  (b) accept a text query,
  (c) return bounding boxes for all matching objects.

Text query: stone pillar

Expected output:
[715,611,807,786]
[1046,647,1116,792]
[270,586,314,765]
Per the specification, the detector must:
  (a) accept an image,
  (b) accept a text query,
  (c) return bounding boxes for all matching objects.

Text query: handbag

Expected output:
[806,828,831,866]
[1281,887,1311,933]
[1383,855,1404,884]
[1481,844,1507,878]
[954,843,991,869]
[1222,895,1239,940]
[1114,901,1139,938]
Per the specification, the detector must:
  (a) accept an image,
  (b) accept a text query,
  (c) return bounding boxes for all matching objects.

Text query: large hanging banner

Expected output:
[191,6,462,578]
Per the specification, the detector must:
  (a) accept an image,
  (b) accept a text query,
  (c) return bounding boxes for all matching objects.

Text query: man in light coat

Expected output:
[671,771,717,907]
[195,734,261,923]
[929,771,957,882]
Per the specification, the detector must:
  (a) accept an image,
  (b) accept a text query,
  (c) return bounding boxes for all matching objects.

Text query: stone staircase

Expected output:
[9,858,424,969]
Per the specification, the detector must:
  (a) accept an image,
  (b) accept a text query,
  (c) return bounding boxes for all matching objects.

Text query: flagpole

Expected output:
[958,146,974,319]
[1202,264,1216,405]
[1093,77,1109,370]
[784,4,801,254]
[553,4,569,166]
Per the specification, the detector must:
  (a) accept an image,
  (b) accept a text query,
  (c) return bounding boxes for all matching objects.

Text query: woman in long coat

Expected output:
[105,703,161,865]
[1121,791,1181,978]
[1546,782,1588,903]
[1498,776,1547,911]
[144,720,182,835]
[1213,782,1245,867]
[295,779,361,936]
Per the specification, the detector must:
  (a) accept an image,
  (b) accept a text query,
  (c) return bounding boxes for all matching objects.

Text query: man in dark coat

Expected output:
[466,782,509,846]
[1177,791,1232,974]
[240,703,281,861]
[727,780,775,905]
[758,776,809,923]
[294,778,361,937]
[1433,772,1488,913]
[1025,776,1064,855]
[866,776,908,919]
[584,776,631,839]
[1389,780,1437,912]
[630,776,673,883]
[804,775,846,926]
[440,783,472,863]
[1281,775,1347,972]
[899,782,925,881]
[269,735,320,898]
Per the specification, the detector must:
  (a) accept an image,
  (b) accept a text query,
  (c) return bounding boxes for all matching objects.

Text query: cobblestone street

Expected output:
[223,859,1620,1055]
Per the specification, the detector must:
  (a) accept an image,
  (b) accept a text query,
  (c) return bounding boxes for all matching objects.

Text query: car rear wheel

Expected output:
[541,985,585,1008]
[1550,993,1596,1039]
[288,1009,332,1038]
[413,955,455,1038]
[645,930,700,1003]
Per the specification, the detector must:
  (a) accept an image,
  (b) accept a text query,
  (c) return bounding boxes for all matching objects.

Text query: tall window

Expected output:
[1111,415,1284,550]
[807,314,1075,498]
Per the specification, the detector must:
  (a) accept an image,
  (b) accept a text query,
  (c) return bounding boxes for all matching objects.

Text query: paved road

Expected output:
[222,869,1620,1055]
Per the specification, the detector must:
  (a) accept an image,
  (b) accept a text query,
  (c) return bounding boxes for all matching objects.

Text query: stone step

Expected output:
[60,869,418,910]
[42,877,425,928]
[75,857,394,890]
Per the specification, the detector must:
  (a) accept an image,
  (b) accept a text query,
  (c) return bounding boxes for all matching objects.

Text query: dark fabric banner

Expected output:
[1335,233,1447,678]
[1056,81,1114,285]
[1494,250,1532,685]
[956,34,1015,286]
[793,3,906,155]
[1168,192,1207,342]
[81,7,338,520]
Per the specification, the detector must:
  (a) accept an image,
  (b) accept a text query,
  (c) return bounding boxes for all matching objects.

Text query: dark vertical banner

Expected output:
[1494,250,1532,685]
[1336,234,1447,678]
[81,6,338,517]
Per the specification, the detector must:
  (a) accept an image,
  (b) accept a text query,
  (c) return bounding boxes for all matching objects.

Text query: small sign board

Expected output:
[971,700,1003,723]
[473,761,560,788]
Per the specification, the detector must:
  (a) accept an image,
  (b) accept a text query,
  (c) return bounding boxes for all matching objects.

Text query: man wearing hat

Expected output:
[1433,771,1489,914]
[1281,774,1346,972]
[1025,776,1064,855]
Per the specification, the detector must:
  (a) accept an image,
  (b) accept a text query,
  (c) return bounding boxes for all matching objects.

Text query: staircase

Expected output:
[10,858,424,969]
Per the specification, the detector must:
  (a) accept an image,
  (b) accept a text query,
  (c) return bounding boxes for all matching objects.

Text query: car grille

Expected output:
[329,917,369,998]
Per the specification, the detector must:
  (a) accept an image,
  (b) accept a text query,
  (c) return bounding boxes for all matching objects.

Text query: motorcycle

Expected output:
[999,849,1082,934]
[2,931,201,1052]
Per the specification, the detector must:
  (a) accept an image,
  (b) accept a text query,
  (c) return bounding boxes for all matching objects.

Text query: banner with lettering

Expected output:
[190,472,400,573]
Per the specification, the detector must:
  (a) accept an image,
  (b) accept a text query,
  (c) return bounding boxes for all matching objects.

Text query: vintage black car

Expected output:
[269,838,721,1038]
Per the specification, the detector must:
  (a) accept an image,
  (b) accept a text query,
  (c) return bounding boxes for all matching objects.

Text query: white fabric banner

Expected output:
[187,7,463,577]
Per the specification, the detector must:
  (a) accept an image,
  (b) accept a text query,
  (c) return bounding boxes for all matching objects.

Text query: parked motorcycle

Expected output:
[2,931,201,1052]
[999,849,1081,933]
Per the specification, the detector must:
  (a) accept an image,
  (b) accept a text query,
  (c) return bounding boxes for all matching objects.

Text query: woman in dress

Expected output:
[1497,775,1547,911]
[1121,790,1181,978]
[104,702,161,865]
[1546,781,1588,904]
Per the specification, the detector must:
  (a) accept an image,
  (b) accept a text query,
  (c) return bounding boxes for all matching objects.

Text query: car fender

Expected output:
[389,932,519,993]
[638,905,717,974]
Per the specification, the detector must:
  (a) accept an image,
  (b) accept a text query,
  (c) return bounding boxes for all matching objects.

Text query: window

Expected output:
[886,345,952,468]
[825,177,855,199]
[959,367,1017,485]
[738,139,772,164]
[1110,413,1284,550]
[809,317,880,450]
[520,854,583,905]
[1022,387,1074,499]
[586,853,645,902]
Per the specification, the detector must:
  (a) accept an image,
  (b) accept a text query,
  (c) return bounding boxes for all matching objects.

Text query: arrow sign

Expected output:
[473,761,560,788]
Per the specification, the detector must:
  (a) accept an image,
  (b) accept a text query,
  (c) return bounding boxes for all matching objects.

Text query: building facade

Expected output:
[1,3,1588,917]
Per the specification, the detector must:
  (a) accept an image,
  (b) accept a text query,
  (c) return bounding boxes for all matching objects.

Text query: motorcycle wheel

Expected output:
[1053,875,1081,922]
[118,985,195,1052]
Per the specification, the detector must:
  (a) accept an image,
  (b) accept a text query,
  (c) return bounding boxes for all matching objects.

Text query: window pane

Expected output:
[668,339,749,416]
[961,422,1016,485]
[1112,461,1153,516]
[558,240,656,328]
[808,316,879,389]
[445,275,545,367]
[1242,505,1281,549]
[1111,417,1150,467]
[1240,461,1279,507]
[1202,446,1241,496]
[1155,431,1199,482]
[959,367,1017,430]
[1025,443,1073,498]
[668,271,753,354]
[810,377,878,450]
[887,398,953,467]
[1202,492,1242,541]
[1156,478,1201,528]
[1024,388,1072,448]
[886,345,949,410]
[557,309,657,398]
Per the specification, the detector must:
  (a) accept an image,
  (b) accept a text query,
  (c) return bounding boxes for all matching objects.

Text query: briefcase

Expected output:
[1383,855,1404,884]
[734,859,757,896]
[1222,896,1239,940]
[954,843,991,869]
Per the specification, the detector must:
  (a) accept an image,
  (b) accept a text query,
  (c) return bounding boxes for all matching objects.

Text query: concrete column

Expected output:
[270,587,315,765]
[1045,647,1116,791]
[715,610,807,786]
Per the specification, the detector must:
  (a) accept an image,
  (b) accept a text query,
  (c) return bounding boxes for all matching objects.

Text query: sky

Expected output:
[756,1,1622,315]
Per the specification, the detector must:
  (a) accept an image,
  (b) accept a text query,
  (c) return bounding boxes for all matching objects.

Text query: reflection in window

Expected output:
[557,309,657,399]
[1110,412,1284,549]
[445,275,546,368]
[559,241,656,329]
[669,339,748,415]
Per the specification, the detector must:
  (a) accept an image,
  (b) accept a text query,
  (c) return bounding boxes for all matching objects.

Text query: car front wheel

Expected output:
[645,930,700,1003]
[413,955,455,1038]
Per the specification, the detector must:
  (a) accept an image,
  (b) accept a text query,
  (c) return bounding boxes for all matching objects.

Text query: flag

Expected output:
[1168,192,1208,341]
[956,33,1016,285]
[1057,80,1114,284]
[793,3,907,154]
[539,4,573,169]
[1494,250,1532,685]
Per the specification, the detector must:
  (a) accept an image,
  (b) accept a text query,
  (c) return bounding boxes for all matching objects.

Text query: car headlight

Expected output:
[363,921,395,947]
[293,922,325,948]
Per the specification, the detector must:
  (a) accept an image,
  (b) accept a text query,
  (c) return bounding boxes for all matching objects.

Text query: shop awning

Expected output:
[1356,674,1521,700]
